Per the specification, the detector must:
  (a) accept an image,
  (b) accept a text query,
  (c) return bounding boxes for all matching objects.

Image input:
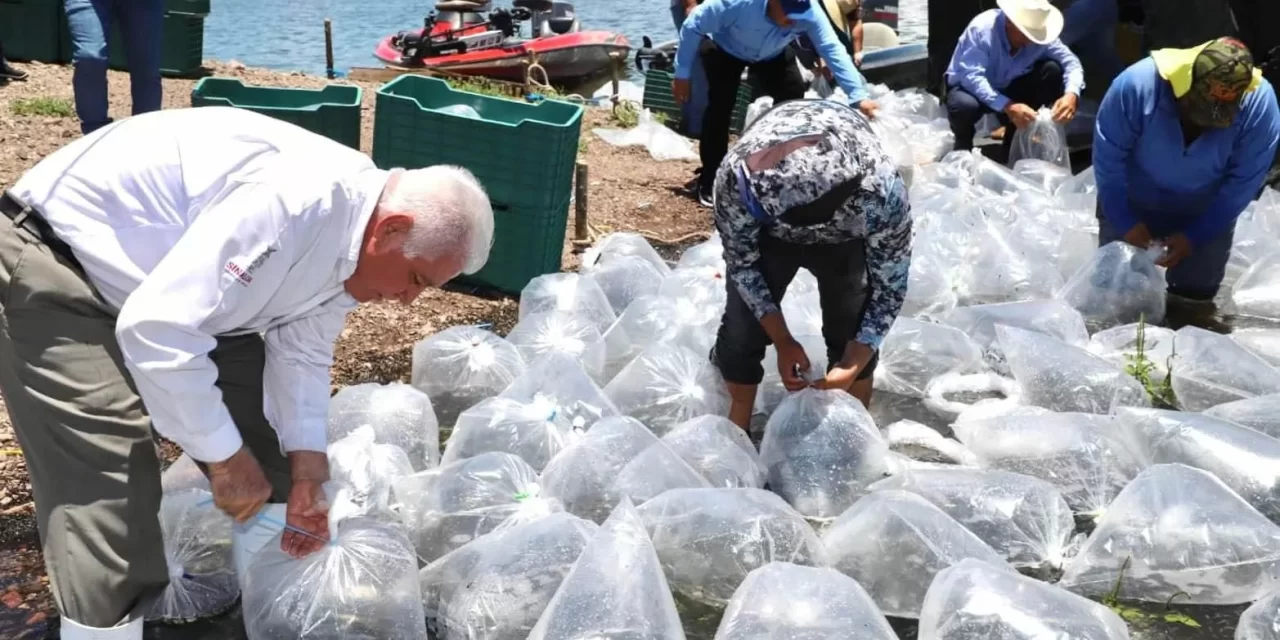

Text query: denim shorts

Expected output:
[711,234,879,385]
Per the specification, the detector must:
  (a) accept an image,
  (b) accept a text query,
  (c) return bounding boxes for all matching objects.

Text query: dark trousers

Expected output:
[1096,204,1235,301]
[64,0,164,135]
[698,45,808,189]
[711,235,878,385]
[945,58,1064,152]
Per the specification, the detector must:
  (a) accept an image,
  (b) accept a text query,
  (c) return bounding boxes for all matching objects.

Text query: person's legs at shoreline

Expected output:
[63,0,114,134]
[116,0,163,116]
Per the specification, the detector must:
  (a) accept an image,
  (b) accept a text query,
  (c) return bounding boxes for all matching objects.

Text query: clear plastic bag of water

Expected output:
[327,424,416,518]
[869,467,1075,571]
[584,255,667,316]
[1056,241,1166,332]
[603,344,731,437]
[661,415,766,489]
[1170,325,1280,411]
[1008,107,1070,170]
[919,558,1131,640]
[528,499,686,640]
[539,415,710,524]
[505,310,609,382]
[714,562,897,640]
[441,395,577,473]
[328,382,440,471]
[411,326,527,429]
[499,351,620,432]
[145,489,238,624]
[393,451,546,562]
[1237,586,1280,640]
[759,388,893,520]
[821,490,1011,619]
[636,487,827,607]
[875,317,985,398]
[161,454,210,494]
[941,299,1089,373]
[519,273,618,336]
[419,510,597,639]
[1058,463,1280,605]
[996,324,1150,413]
[1202,393,1280,439]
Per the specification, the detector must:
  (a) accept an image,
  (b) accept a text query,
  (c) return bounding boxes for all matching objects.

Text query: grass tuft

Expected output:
[11,97,74,118]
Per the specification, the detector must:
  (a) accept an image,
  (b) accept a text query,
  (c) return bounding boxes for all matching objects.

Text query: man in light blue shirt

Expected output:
[943,0,1085,153]
[673,0,877,207]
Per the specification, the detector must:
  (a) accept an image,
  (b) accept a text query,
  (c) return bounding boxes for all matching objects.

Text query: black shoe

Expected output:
[697,181,714,208]
[0,61,28,81]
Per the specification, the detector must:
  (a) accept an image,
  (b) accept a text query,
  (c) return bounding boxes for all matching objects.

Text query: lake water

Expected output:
[201,0,929,78]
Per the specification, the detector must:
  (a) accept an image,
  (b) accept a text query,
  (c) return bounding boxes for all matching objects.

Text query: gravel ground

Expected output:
[0,57,709,637]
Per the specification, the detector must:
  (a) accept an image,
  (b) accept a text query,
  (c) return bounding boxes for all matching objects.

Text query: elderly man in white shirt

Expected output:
[0,106,493,639]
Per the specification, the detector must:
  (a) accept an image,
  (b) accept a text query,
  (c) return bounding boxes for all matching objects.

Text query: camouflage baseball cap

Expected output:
[1184,37,1256,128]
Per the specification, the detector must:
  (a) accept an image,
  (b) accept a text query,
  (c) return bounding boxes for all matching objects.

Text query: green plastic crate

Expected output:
[0,0,62,63]
[373,75,584,293]
[642,67,753,135]
[60,11,206,75]
[372,74,583,212]
[456,194,572,294]
[191,78,364,149]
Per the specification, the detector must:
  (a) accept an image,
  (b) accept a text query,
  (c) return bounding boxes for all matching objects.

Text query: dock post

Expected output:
[609,52,622,108]
[324,19,336,79]
[574,161,589,246]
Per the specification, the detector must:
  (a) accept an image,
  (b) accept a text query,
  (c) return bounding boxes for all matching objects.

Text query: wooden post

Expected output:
[609,53,622,109]
[574,161,589,246]
[324,19,336,79]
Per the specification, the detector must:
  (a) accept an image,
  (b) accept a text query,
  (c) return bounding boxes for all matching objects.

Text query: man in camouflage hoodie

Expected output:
[710,98,912,429]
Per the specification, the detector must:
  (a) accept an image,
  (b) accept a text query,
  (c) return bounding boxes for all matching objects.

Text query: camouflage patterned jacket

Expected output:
[712,99,912,350]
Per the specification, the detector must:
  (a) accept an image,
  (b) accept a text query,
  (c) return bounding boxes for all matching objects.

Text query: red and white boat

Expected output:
[373,0,631,87]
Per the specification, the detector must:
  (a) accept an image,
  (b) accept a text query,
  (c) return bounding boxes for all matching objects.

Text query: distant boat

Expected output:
[373,0,631,88]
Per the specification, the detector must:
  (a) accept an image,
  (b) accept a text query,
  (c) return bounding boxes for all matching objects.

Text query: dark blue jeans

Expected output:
[1096,205,1236,301]
[64,0,163,135]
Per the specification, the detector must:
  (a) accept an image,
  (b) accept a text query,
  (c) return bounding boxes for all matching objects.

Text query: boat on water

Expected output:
[372,0,631,87]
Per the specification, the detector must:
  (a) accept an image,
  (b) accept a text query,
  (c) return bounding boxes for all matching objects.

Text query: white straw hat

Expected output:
[996,0,1064,45]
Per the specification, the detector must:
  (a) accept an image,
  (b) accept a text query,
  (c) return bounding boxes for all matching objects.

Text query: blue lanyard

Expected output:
[734,163,773,225]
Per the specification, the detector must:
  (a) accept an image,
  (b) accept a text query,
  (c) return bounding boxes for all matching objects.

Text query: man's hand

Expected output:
[1122,222,1153,249]
[673,78,691,105]
[856,99,879,120]
[1003,102,1037,129]
[283,451,331,559]
[1051,93,1078,123]
[775,338,813,391]
[207,447,273,524]
[812,341,874,391]
[1156,233,1193,268]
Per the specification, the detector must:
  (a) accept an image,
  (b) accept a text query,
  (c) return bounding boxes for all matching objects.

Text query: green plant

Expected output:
[1102,556,1201,629]
[10,97,74,118]
[1123,314,1177,408]
[443,75,561,102]
[610,100,666,129]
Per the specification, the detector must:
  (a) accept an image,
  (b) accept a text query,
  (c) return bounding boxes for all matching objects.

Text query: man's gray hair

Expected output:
[381,165,494,274]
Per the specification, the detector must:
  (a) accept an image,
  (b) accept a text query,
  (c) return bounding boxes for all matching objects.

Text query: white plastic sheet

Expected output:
[328,382,440,471]
[953,411,1143,518]
[603,344,730,437]
[919,558,1131,640]
[1170,325,1280,411]
[996,324,1150,413]
[637,487,827,607]
[540,415,710,524]
[1057,241,1166,331]
[1116,407,1280,522]
[528,500,686,640]
[394,451,547,562]
[759,388,893,519]
[593,108,698,161]
[744,96,774,131]
[411,325,527,428]
[1059,463,1280,605]
[661,415,766,489]
[145,489,238,624]
[714,562,897,640]
[870,467,1075,571]
[821,490,1011,619]
[419,511,597,639]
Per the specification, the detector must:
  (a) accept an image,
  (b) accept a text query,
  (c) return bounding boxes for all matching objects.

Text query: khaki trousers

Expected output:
[0,212,292,627]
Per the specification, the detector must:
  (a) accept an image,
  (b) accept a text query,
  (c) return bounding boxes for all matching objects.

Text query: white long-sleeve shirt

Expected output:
[10,106,390,464]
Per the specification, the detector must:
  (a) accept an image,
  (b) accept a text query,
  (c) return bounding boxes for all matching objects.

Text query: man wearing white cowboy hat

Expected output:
[943,0,1085,153]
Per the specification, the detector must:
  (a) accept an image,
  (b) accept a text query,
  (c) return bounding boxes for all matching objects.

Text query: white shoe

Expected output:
[232,502,288,590]
[59,615,143,639]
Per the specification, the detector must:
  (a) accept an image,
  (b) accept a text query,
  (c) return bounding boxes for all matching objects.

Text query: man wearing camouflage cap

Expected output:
[709,99,911,429]
[1094,37,1280,302]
